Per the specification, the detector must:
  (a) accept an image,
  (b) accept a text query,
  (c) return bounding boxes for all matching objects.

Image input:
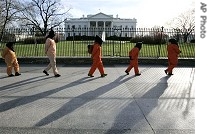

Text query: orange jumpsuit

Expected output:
[1,47,20,75]
[126,47,140,74]
[166,44,181,74]
[88,42,105,75]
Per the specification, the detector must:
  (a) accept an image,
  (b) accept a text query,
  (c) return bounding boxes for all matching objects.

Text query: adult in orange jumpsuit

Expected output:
[43,29,61,77]
[88,35,107,77]
[1,42,21,77]
[125,42,142,76]
[164,38,181,75]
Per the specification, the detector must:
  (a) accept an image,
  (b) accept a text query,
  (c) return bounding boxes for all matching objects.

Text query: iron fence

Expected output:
[0,28,195,59]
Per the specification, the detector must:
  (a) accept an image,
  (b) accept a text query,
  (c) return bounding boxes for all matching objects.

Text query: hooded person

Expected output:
[88,35,107,77]
[1,42,21,77]
[125,42,142,76]
[164,38,181,75]
[43,28,61,77]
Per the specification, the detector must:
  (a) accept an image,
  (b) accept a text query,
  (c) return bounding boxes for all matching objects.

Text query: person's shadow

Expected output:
[0,76,99,112]
[105,75,171,134]
[34,75,134,126]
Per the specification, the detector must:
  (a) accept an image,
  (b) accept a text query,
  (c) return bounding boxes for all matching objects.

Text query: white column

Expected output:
[103,21,105,30]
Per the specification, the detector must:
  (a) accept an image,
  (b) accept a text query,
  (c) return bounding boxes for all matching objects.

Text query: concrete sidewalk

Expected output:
[0,64,195,134]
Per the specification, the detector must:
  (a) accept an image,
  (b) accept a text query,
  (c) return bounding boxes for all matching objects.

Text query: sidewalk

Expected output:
[0,64,195,134]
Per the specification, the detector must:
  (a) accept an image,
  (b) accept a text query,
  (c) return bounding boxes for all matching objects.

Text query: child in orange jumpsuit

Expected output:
[43,29,61,77]
[1,42,21,77]
[125,42,142,76]
[164,38,181,75]
[88,35,107,77]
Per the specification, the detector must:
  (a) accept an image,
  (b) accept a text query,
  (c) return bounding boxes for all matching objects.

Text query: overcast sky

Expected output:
[60,0,194,28]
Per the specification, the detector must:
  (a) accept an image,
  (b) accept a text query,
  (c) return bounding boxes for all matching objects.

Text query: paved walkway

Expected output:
[0,64,195,134]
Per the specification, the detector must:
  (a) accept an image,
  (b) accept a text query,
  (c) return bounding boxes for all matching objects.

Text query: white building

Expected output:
[64,12,137,38]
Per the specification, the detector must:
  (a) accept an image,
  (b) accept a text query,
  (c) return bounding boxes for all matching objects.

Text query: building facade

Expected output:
[64,12,137,38]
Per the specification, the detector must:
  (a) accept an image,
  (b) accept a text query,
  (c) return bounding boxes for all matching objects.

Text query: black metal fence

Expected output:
[0,28,195,58]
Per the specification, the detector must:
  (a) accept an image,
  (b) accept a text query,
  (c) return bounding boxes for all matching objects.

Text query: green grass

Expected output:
[1,41,195,58]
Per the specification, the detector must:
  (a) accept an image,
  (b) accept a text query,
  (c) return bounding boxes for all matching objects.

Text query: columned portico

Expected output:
[64,12,137,38]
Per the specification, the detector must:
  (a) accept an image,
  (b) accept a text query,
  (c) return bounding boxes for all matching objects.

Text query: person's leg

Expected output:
[49,55,59,75]
[88,60,98,77]
[125,61,133,75]
[13,59,21,76]
[6,61,13,76]
[167,58,178,75]
[133,60,140,75]
[165,58,171,74]
[97,61,107,77]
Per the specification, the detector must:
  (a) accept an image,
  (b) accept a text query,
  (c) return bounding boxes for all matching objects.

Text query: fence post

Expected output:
[157,26,164,59]
[72,25,75,56]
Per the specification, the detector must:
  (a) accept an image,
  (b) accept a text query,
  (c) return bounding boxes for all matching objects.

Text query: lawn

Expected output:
[1,41,195,58]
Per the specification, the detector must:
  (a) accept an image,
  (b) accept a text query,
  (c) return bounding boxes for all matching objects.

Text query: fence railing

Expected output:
[0,28,195,59]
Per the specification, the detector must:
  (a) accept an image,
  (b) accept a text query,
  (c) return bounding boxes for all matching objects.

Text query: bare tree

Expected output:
[0,0,21,42]
[19,0,71,36]
[171,9,195,43]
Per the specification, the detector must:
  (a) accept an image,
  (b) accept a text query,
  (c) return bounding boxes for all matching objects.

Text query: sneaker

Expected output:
[8,74,14,77]
[125,70,129,75]
[54,74,61,77]
[43,70,49,76]
[164,70,167,75]
[15,72,21,76]
[101,74,107,77]
[135,73,141,76]
[88,74,94,77]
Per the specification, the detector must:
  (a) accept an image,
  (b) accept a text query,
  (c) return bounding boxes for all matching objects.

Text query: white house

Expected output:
[64,12,137,38]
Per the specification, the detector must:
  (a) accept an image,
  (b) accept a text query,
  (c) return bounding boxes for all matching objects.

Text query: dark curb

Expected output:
[0,57,195,67]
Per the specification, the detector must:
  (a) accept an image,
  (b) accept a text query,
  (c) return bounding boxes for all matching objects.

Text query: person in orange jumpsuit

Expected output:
[43,29,61,77]
[1,42,21,77]
[88,35,107,77]
[125,42,142,76]
[164,38,181,75]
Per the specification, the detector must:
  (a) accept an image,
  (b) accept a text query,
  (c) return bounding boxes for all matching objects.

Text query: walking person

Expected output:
[1,42,21,77]
[164,38,181,75]
[125,42,142,76]
[88,35,107,77]
[43,28,61,77]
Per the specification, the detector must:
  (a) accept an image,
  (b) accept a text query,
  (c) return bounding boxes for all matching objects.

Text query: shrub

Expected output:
[24,36,45,44]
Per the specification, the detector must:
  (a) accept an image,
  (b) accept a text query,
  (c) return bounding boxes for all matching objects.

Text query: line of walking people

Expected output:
[1,29,181,77]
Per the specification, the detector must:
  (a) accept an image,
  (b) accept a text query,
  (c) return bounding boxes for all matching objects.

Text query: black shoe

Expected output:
[15,72,21,76]
[54,74,61,77]
[125,70,129,75]
[88,74,94,77]
[164,70,167,75]
[135,73,141,76]
[168,73,173,75]
[101,74,107,77]
[8,74,14,77]
[43,70,49,76]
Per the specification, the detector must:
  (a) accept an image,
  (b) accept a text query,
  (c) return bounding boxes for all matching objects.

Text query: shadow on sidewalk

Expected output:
[34,75,134,127]
[105,75,171,134]
[0,76,99,112]
[0,75,53,91]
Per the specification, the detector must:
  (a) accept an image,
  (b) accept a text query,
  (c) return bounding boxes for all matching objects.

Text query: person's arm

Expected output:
[91,44,98,58]
[1,47,9,59]
[45,38,51,54]
[174,45,181,54]
[131,48,139,60]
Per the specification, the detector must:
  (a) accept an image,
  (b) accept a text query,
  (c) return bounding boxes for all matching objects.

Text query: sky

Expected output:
[61,0,195,28]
